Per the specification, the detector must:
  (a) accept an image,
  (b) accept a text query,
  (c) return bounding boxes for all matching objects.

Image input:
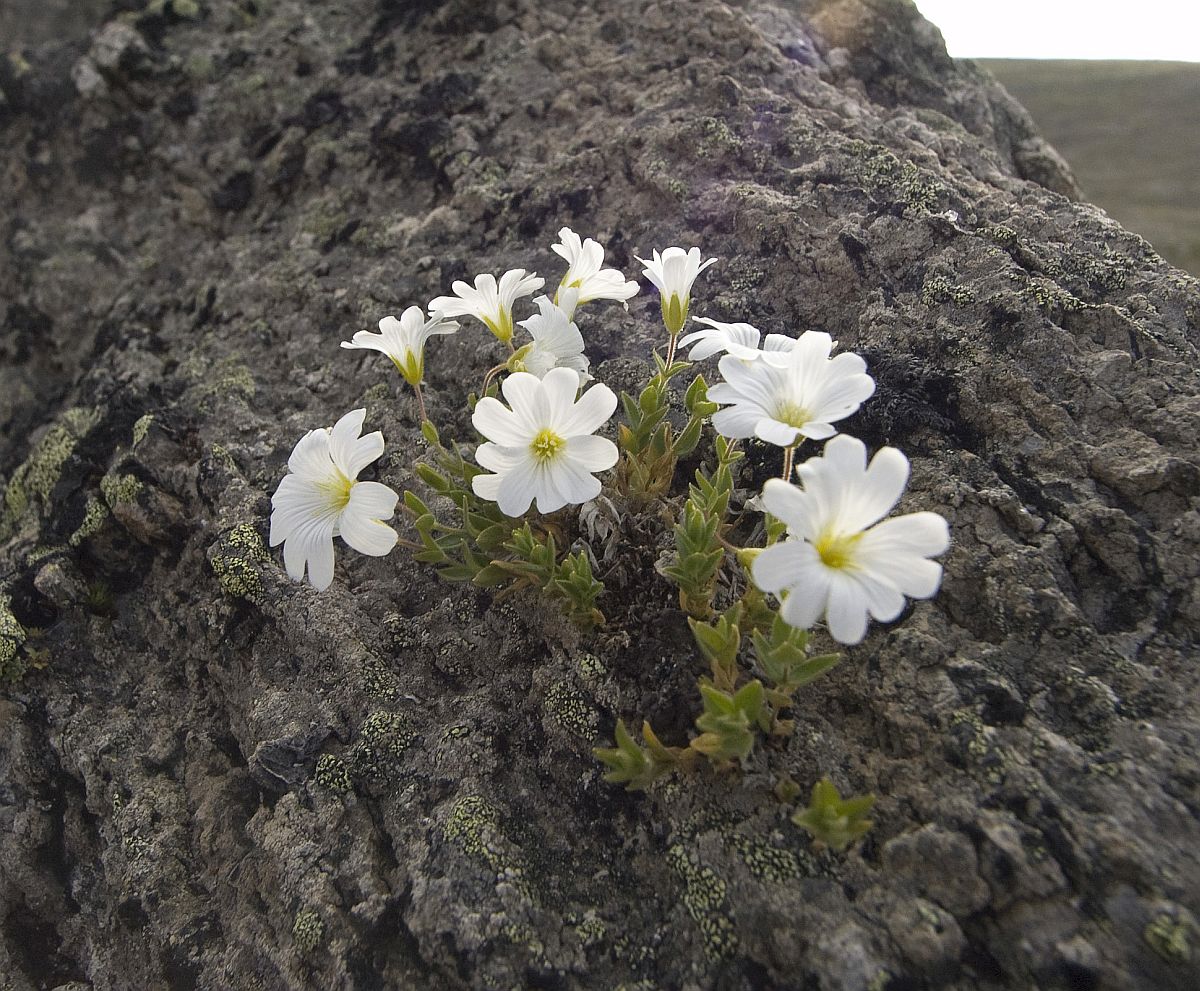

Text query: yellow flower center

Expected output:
[815,530,861,570]
[530,428,566,461]
[319,472,354,512]
[774,401,811,429]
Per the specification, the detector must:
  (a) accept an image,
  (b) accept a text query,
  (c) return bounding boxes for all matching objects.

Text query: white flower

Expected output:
[429,269,545,344]
[551,227,639,307]
[751,435,950,644]
[707,331,875,447]
[269,409,399,591]
[339,306,459,385]
[512,293,591,385]
[635,246,717,335]
[679,317,797,365]
[471,367,618,517]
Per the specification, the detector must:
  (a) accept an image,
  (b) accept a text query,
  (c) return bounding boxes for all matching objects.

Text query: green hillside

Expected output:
[980,59,1200,276]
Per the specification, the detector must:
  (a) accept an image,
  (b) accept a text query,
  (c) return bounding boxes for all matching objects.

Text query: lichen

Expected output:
[314,754,352,792]
[859,147,944,212]
[0,594,28,683]
[978,224,1019,248]
[351,710,415,778]
[921,275,977,306]
[445,796,532,900]
[545,680,598,741]
[666,844,738,961]
[1,407,99,539]
[1144,912,1193,964]
[292,908,324,955]
[132,413,154,446]
[69,496,110,547]
[101,472,144,507]
[210,523,268,602]
[729,834,803,883]
[577,652,607,682]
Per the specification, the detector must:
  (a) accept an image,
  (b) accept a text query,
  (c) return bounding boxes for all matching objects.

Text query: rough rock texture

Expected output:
[2,1,1198,989]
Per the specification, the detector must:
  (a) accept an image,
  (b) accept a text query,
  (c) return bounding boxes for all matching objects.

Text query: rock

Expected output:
[1,0,1199,988]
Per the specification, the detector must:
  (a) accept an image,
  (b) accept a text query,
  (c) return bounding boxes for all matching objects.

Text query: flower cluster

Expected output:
[264,221,952,821]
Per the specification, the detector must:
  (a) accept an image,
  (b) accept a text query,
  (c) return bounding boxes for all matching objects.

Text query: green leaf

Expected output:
[792,778,876,852]
[421,420,440,446]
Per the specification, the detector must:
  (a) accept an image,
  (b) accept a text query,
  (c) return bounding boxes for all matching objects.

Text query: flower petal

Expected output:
[473,397,531,446]
[282,516,337,590]
[328,409,369,478]
[346,480,398,520]
[559,381,617,436]
[755,418,802,447]
[339,511,399,557]
[287,428,332,478]
[825,572,869,644]
[566,434,618,471]
[751,540,811,593]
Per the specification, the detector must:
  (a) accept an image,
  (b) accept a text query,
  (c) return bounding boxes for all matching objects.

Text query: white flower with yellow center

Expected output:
[551,227,639,308]
[635,245,717,336]
[269,409,399,591]
[471,367,618,517]
[679,317,797,365]
[429,269,544,344]
[511,293,592,385]
[707,331,875,447]
[340,307,459,385]
[751,435,950,644]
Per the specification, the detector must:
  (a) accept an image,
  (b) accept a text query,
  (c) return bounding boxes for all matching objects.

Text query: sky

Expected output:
[912,0,1200,61]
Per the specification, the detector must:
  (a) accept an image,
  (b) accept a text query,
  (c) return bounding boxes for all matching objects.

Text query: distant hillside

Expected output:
[980,59,1200,276]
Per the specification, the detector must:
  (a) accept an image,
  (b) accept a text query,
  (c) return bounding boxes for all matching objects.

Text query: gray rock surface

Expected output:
[2,1,1198,988]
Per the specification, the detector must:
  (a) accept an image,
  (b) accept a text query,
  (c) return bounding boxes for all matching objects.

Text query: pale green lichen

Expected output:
[210,523,268,602]
[314,754,352,792]
[1,407,99,538]
[1144,913,1193,964]
[351,710,415,779]
[729,834,803,883]
[545,680,598,741]
[292,908,324,955]
[445,796,532,899]
[185,358,256,410]
[859,147,944,212]
[577,652,607,682]
[666,844,738,961]
[69,496,110,547]
[101,472,143,508]
[361,655,399,700]
[132,413,154,447]
[921,276,976,306]
[978,224,1019,248]
[0,595,28,683]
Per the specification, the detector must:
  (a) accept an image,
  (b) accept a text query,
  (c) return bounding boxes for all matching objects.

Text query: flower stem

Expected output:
[781,443,796,480]
[480,362,507,397]
[665,331,680,370]
[413,381,428,424]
